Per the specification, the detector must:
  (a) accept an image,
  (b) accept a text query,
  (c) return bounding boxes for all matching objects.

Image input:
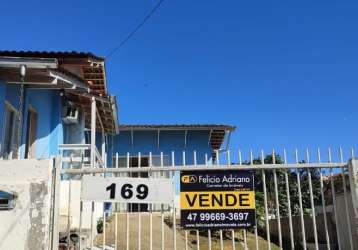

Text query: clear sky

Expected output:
[1,0,357,162]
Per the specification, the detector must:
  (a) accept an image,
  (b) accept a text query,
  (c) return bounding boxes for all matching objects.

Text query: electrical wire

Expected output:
[106,0,166,58]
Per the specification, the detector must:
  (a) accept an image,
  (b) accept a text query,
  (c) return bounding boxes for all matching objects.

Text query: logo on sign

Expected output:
[181,175,198,183]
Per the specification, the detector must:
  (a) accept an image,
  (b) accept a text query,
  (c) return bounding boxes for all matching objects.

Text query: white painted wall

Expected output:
[0,159,54,250]
[59,180,103,231]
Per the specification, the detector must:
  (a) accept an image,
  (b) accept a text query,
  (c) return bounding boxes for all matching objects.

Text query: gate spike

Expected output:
[126,152,130,168]
[226,150,231,165]
[272,149,276,164]
[215,149,220,165]
[339,146,344,163]
[193,150,197,166]
[250,149,253,165]
[328,147,332,163]
[306,148,310,163]
[238,149,242,165]
[295,148,299,164]
[182,151,186,166]
[171,151,175,167]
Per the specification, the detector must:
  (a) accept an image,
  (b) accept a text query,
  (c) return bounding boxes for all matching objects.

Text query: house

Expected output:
[0,50,118,161]
[0,51,118,249]
[108,124,235,212]
[0,50,236,249]
[109,124,234,166]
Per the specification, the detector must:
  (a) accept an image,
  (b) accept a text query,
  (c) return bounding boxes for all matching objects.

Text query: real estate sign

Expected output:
[180,170,255,229]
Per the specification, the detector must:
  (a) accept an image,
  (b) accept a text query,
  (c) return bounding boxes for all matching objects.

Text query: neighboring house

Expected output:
[0,51,118,161]
[109,124,235,166]
[108,124,235,212]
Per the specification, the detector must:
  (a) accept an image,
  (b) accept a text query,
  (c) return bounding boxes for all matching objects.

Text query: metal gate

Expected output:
[55,147,358,250]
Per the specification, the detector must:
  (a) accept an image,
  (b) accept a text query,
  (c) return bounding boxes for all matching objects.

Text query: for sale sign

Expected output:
[180,170,255,229]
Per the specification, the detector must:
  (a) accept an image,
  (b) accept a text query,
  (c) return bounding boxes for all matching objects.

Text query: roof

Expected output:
[118,124,236,151]
[0,50,104,60]
[0,50,117,133]
[118,124,236,131]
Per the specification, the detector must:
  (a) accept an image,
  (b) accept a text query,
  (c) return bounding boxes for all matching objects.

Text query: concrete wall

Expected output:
[59,180,103,231]
[0,159,54,250]
[269,192,358,249]
[334,192,358,250]
[269,212,338,249]
[349,159,358,249]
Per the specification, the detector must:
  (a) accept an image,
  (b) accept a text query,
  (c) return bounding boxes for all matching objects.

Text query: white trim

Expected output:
[1,101,19,159]
[0,57,57,69]
[4,101,18,114]
[28,104,37,113]
[25,106,38,159]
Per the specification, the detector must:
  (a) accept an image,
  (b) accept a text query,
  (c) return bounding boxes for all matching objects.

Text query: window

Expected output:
[25,108,37,159]
[2,103,19,159]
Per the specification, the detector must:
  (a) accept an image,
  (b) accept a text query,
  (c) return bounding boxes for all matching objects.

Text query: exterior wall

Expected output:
[0,81,6,153]
[334,192,358,250]
[0,159,54,250]
[271,191,358,249]
[63,112,85,145]
[269,212,338,249]
[0,82,64,159]
[108,130,215,212]
[59,180,103,231]
[108,130,213,167]
[22,89,64,159]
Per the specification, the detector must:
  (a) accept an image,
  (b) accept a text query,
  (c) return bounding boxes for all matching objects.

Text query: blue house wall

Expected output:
[107,130,213,167]
[0,82,64,159]
[22,89,64,158]
[0,81,6,152]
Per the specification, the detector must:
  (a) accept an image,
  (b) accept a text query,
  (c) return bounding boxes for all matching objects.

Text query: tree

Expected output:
[245,154,322,228]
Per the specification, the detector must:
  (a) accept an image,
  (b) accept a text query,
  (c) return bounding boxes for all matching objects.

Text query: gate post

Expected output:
[348,159,358,238]
[50,157,61,250]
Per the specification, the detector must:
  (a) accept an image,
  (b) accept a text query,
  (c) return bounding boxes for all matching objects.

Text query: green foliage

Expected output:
[97,217,103,233]
[246,154,322,227]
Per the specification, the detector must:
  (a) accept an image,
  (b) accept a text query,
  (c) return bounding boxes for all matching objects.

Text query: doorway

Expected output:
[128,156,149,212]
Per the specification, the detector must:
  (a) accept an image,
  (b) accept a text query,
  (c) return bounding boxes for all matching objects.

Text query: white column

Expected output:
[90,97,96,168]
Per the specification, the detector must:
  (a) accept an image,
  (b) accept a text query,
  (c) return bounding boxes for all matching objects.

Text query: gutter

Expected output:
[0,56,58,69]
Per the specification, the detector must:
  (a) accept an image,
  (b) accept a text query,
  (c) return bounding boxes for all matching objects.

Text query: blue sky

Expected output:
[1,0,357,162]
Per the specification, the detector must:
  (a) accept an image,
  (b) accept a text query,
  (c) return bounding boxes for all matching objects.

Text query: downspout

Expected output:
[16,65,26,159]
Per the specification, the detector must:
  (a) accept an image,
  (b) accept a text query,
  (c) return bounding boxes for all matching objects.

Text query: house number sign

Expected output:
[81,176,173,204]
